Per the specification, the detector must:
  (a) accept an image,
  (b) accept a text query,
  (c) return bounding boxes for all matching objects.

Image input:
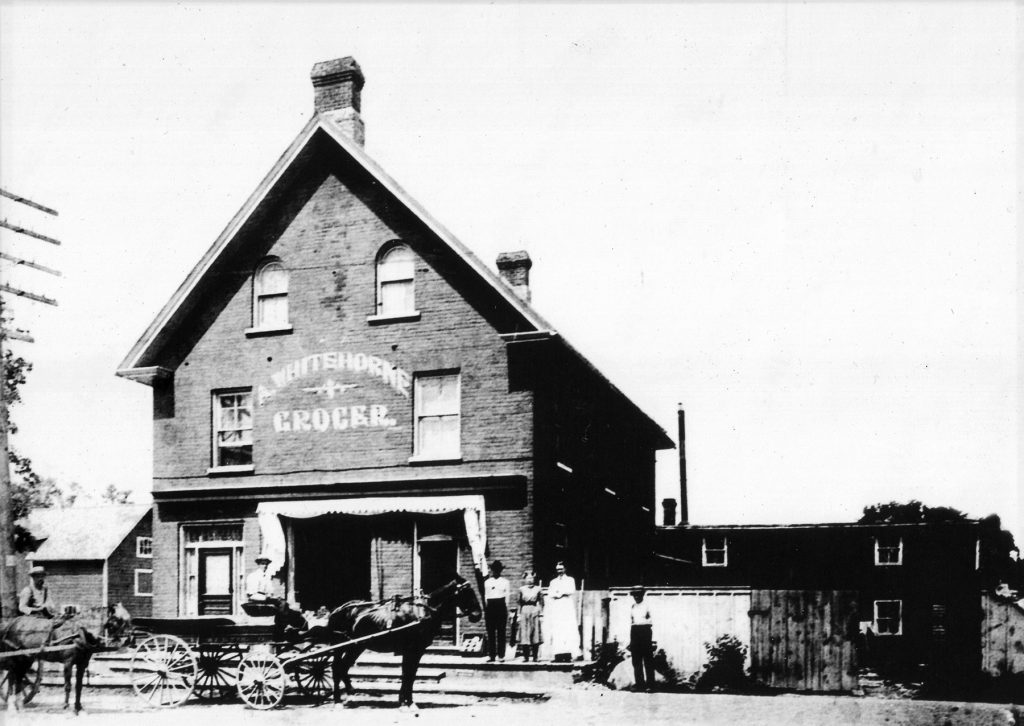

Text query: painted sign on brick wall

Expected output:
[260,350,410,433]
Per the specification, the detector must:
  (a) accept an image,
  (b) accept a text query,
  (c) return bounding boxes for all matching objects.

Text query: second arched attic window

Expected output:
[253,257,289,329]
[376,243,416,317]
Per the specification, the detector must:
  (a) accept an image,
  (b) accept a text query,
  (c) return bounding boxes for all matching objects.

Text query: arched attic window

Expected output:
[253,257,289,329]
[376,243,416,317]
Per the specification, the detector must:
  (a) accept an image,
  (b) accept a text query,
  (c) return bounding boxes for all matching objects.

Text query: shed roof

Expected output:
[27,504,150,561]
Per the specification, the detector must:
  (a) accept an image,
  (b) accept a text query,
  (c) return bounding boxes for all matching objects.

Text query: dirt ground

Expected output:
[2,687,1021,726]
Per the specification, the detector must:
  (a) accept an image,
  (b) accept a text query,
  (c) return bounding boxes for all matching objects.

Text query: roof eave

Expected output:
[117,116,323,374]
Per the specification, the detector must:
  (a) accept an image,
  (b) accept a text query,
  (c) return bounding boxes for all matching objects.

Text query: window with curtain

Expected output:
[414,372,460,459]
[213,389,253,467]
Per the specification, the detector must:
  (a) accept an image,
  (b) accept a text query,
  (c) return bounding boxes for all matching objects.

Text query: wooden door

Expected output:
[199,548,233,615]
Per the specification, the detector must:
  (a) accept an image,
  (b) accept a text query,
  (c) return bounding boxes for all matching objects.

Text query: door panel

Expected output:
[199,548,233,615]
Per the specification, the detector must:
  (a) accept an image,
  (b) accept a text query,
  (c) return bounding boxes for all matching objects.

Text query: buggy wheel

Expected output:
[193,644,241,699]
[292,652,333,700]
[129,634,197,707]
[237,652,286,709]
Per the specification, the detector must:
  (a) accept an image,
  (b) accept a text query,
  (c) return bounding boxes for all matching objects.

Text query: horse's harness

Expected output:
[350,580,474,633]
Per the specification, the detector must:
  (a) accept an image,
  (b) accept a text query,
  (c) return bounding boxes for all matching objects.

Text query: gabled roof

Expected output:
[116,114,672,447]
[26,504,150,561]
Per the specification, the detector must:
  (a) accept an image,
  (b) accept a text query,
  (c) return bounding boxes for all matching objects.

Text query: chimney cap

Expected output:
[496,250,533,270]
[311,56,365,89]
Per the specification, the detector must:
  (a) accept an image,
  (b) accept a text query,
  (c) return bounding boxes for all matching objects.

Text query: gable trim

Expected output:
[117,115,550,376]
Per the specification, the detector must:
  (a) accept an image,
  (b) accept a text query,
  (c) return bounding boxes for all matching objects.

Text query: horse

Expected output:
[327,574,482,710]
[1,603,133,713]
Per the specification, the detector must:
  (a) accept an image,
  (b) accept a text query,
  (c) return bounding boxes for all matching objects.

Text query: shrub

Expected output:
[575,640,626,685]
[696,635,748,692]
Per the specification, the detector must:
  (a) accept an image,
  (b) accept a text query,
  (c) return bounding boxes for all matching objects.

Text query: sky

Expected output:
[0,2,1019,540]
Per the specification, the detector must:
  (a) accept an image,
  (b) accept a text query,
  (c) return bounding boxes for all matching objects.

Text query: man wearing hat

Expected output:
[629,586,655,691]
[483,560,511,662]
[19,565,57,618]
[245,552,279,603]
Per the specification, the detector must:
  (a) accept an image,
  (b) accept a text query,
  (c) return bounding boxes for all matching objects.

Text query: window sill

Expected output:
[207,465,255,476]
[408,454,462,465]
[367,311,421,325]
[135,593,154,598]
[874,562,902,567]
[701,563,728,568]
[245,324,293,337]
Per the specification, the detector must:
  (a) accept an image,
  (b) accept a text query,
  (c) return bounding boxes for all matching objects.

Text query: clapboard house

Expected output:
[24,504,154,618]
[653,517,1003,681]
[116,57,672,635]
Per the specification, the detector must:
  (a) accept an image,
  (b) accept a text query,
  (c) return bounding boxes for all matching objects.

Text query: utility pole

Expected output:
[0,187,60,617]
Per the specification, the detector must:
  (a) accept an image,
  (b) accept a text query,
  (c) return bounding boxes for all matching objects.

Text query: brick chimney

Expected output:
[662,498,678,527]
[311,56,365,146]
[496,251,533,303]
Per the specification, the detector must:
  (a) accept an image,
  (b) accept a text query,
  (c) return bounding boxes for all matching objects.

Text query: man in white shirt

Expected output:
[629,586,655,690]
[483,560,511,662]
[245,553,278,602]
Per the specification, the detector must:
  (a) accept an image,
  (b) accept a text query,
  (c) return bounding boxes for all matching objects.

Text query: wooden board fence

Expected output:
[749,589,858,692]
[980,592,1024,677]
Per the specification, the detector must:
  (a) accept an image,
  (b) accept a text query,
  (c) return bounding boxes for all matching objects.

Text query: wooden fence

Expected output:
[749,589,859,692]
[980,592,1024,677]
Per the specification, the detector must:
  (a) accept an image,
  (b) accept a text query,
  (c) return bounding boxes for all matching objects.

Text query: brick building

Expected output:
[116,57,672,636]
[24,504,153,618]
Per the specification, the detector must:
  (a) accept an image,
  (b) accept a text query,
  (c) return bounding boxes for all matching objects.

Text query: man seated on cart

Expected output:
[19,565,57,618]
[245,552,281,604]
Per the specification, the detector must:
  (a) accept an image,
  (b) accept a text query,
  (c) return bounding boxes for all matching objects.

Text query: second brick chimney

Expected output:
[496,251,533,303]
[311,56,366,146]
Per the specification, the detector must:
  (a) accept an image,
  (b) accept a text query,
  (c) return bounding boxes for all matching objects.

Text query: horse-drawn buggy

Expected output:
[2,575,481,712]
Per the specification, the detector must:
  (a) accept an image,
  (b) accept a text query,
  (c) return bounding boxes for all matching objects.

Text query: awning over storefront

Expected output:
[256,495,487,576]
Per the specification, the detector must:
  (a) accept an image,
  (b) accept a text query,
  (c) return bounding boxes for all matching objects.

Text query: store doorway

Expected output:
[418,535,459,644]
[292,515,372,611]
[198,548,234,615]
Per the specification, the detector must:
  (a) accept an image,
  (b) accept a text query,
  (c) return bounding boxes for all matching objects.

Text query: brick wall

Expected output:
[150,146,533,487]
[136,132,666,621]
[33,561,104,614]
[152,500,260,617]
[107,510,154,618]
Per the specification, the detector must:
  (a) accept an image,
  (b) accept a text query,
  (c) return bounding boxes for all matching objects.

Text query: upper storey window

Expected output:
[252,258,289,331]
[702,535,728,567]
[212,389,253,470]
[412,372,461,461]
[874,535,903,566]
[375,244,418,319]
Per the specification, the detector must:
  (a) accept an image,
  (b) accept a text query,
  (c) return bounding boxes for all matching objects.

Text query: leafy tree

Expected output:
[100,483,133,504]
[860,499,1021,590]
[858,499,968,524]
[2,312,47,550]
